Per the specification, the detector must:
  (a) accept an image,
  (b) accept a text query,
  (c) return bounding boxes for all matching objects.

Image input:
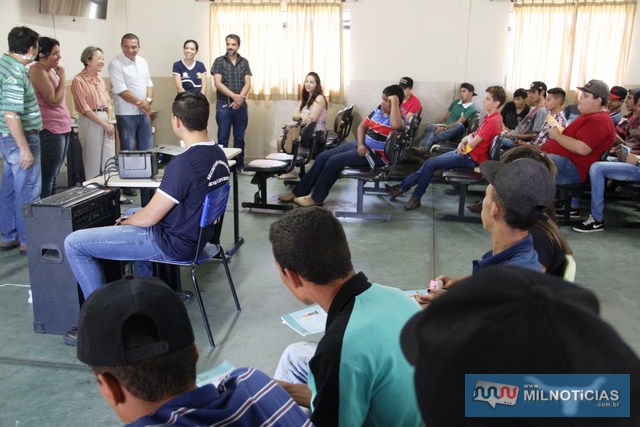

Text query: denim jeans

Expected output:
[115,114,153,151]
[401,150,476,200]
[216,104,248,169]
[418,122,466,150]
[547,154,582,208]
[40,129,70,198]
[293,141,383,203]
[64,225,174,298]
[589,161,640,221]
[274,341,318,384]
[0,132,41,245]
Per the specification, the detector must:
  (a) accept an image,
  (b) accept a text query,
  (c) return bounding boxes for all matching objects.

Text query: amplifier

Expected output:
[118,150,158,178]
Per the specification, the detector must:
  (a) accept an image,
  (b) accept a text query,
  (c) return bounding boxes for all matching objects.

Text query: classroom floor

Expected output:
[1,172,639,426]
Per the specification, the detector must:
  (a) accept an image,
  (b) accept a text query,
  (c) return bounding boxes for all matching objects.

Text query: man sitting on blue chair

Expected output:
[64,92,230,345]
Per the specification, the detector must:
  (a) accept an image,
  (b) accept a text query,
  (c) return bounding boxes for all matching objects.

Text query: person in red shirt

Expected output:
[388,86,506,210]
[399,76,422,118]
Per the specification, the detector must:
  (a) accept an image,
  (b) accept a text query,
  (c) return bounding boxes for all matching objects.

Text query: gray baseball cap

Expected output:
[577,79,610,101]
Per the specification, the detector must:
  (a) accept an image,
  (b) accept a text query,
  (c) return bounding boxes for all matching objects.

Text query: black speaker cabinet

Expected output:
[23,189,123,335]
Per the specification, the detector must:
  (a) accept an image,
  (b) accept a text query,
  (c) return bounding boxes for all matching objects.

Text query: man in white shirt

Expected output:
[108,33,153,153]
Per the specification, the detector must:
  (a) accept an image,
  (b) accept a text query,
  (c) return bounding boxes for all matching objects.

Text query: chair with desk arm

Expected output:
[152,183,240,350]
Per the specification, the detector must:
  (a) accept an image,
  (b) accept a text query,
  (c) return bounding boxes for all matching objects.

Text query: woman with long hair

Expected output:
[28,36,71,198]
[71,46,116,181]
[172,39,207,94]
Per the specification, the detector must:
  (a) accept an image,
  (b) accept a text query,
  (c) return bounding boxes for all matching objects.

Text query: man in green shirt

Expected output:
[0,26,42,255]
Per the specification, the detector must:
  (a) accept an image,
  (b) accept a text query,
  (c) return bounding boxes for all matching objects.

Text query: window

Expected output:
[506,0,637,91]
[209,0,344,101]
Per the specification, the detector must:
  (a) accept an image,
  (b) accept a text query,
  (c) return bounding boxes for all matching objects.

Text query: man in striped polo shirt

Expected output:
[0,26,42,255]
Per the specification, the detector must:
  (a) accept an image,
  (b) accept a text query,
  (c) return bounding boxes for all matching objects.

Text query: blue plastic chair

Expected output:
[154,183,240,349]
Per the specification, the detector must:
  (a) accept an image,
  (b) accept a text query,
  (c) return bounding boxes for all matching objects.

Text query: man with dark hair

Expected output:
[270,207,422,427]
[401,266,640,427]
[108,33,153,197]
[77,276,311,426]
[212,34,252,171]
[388,86,506,210]
[608,85,628,126]
[542,79,616,218]
[0,26,41,255]
[64,92,230,345]
[410,82,478,157]
[528,87,567,146]
[398,76,422,118]
[501,81,548,147]
[279,84,405,206]
[501,87,530,130]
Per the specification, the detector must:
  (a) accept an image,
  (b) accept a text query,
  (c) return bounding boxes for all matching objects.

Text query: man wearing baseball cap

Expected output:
[608,85,628,126]
[541,79,616,218]
[398,76,422,118]
[77,277,310,426]
[501,81,548,147]
[409,82,478,157]
[401,265,640,427]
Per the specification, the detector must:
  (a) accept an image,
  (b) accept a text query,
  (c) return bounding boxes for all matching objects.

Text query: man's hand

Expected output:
[625,152,639,166]
[435,125,446,135]
[275,380,312,408]
[415,287,446,309]
[137,99,151,114]
[357,144,368,157]
[231,93,245,106]
[456,140,467,154]
[549,126,561,140]
[20,146,34,169]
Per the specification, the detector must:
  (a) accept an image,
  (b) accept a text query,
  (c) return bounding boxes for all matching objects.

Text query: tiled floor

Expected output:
[1,173,639,425]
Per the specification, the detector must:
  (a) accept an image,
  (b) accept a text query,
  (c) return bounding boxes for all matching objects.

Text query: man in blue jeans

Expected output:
[64,92,230,345]
[409,82,478,158]
[212,34,252,171]
[0,26,42,255]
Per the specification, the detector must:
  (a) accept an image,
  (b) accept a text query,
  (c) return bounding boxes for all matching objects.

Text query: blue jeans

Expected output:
[0,132,41,246]
[40,129,70,198]
[418,123,466,150]
[115,114,153,151]
[589,161,640,221]
[293,141,383,203]
[547,154,582,208]
[64,225,174,298]
[401,150,476,200]
[216,104,248,169]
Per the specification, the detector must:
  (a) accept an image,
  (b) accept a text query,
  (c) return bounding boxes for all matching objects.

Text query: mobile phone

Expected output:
[620,144,631,155]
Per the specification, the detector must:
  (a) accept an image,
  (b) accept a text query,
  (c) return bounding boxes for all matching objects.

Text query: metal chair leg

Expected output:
[219,244,241,312]
[191,265,215,350]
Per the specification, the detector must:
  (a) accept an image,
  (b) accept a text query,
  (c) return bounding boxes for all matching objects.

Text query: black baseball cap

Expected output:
[400,266,640,426]
[77,277,194,366]
[529,81,547,93]
[460,82,477,96]
[480,158,555,220]
[610,86,628,100]
[399,77,414,89]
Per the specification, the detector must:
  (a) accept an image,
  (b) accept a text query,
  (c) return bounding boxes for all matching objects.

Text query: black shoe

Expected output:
[554,206,580,219]
[385,183,404,200]
[122,188,137,197]
[409,146,429,158]
[572,215,605,233]
[63,327,78,346]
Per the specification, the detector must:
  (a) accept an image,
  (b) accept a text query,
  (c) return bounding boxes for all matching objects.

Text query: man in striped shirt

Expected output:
[0,26,42,255]
[77,277,311,427]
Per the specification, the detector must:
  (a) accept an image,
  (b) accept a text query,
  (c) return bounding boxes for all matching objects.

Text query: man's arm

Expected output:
[356,119,368,157]
[120,192,175,227]
[548,127,592,155]
[3,112,33,169]
[275,381,312,408]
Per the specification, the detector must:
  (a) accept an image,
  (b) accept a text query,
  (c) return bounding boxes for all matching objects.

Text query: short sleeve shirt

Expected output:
[211,54,252,106]
[108,53,153,116]
[469,111,503,164]
[172,60,207,93]
[0,53,42,133]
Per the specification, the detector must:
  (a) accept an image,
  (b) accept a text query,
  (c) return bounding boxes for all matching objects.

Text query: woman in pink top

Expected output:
[28,37,72,198]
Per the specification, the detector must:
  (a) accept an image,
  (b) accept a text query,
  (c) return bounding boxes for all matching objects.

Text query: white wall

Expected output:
[2,0,638,157]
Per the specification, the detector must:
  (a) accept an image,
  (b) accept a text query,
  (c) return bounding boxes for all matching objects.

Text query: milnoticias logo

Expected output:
[473,380,519,408]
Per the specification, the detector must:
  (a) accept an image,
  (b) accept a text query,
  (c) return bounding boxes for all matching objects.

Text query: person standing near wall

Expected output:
[28,36,71,198]
[0,26,42,255]
[108,33,153,197]
[71,46,115,180]
[172,39,207,94]
[211,34,252,171]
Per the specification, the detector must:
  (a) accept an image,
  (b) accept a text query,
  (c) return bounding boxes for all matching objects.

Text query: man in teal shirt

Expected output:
[0,26,42,255]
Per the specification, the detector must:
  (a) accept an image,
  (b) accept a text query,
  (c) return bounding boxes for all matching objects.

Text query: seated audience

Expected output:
[608,85,628,126]
[416,157,556,307]
[409,82,478,157]
[501,81,548,147]
[398,76,422,118]
[278,71,328,179]
[269,207,422,426]
[573,90,640,233]
[541,80,616,218]
[387,86,506,210]
[401,266,640,427]
[528,87,567,146]
[500,87,530,130]
[64,92,230,345]
[278,84,404,207]
[76,277,311,426]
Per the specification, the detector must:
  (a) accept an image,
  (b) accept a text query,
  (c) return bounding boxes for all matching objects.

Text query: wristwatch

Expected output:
[145,97,153,104]
[636,159,640,167]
